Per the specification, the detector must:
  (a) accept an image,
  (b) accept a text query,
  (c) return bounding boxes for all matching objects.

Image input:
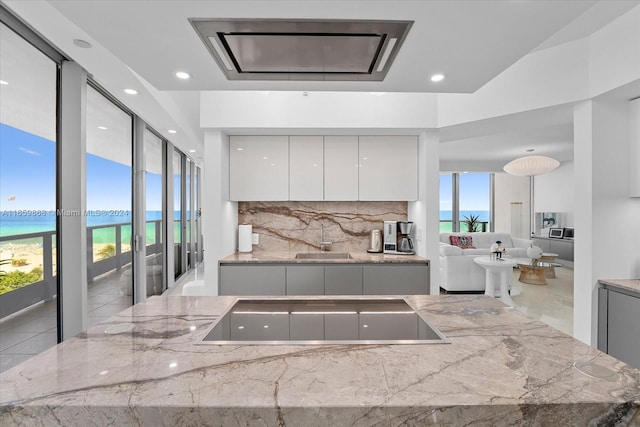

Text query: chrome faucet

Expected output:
[320,224,333,251]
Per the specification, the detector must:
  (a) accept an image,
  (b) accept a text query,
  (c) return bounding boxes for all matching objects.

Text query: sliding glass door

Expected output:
[85,85,133,323]
[0,22,58,370]
[143,129,165,294]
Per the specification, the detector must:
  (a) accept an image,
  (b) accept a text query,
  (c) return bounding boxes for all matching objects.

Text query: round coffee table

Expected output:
[515,259,563,285]
[473,256,517,307]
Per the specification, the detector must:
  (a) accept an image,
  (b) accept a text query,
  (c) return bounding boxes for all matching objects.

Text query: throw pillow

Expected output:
[449,235,475,249]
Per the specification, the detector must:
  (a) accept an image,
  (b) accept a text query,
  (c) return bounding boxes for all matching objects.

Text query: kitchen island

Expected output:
[1,294,639,426]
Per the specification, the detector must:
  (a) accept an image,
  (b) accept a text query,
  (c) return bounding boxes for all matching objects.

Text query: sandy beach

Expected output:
[0,243,131,275]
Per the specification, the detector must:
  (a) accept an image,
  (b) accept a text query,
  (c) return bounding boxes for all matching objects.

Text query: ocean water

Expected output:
[0,211,186,245]
[439,210,490,233]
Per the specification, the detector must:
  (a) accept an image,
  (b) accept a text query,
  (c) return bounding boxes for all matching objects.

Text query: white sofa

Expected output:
[439,232,532,292]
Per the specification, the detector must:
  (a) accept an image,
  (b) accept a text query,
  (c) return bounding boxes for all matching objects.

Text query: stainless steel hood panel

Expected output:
[190,18,412,81]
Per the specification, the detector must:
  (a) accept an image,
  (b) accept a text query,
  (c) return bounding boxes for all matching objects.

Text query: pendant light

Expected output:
[503,150,559,176]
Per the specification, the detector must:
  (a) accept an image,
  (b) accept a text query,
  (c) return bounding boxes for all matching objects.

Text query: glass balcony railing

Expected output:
[0,219,163,319]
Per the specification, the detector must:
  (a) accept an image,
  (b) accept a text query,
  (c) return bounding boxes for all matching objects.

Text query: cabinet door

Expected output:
[219,265,286,295]
[607,290,640,369]
[229,136,289,201]
[289,136,323,200]
[550,240,573,261]
[324,265,362,295]
[363,265,429,295]
[324,136,359,200]
[358,136,418,201]
[286,266,324,295]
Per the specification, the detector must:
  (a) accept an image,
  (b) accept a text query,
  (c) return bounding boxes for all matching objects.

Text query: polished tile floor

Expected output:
[512,266,574,336]
[1,262,571,373]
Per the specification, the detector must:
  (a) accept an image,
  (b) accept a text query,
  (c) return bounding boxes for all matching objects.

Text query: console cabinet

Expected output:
[219,263,429,296]
[532,237,574,262]
[598,285,640,369]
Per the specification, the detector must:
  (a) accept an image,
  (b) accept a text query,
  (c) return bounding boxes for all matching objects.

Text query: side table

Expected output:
[539,253,559,278]
[473,256,517,307]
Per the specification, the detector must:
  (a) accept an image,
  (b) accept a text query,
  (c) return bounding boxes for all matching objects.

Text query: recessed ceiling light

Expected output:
[0,80,8,85]
[97,126,107,130]
[124,88,138,95]
[430,73,445,82]
[189,149,196,153]
[73,39,92,48]
[175,71,190,80]
[168,129,177,134]
[237,148,243,151]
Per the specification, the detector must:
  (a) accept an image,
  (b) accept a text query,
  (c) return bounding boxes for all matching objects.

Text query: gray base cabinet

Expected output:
[286,266,324,295]
[324,266,363,295]
[363,265,429,295]
[220,266,286,295]
[598,286,640,369]
[220,263,430,296]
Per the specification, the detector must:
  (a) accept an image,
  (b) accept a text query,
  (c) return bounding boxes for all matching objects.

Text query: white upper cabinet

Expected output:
[230,136,289,201]
[289,136,324,200]
[358,136,418,201]
[324,136,359,201]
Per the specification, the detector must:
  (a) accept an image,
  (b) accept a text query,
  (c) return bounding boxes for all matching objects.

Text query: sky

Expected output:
[0,123,56,211]
[1,122,162,212]
[440,173,491,212]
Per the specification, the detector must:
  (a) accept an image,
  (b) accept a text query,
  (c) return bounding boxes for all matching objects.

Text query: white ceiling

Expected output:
[47,0,609,93]
[4,0,639,170]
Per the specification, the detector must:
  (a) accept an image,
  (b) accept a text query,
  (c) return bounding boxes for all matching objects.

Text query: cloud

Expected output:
[18,147,40,156]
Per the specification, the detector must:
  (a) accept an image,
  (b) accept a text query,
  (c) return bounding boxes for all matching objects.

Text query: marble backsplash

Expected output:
[238,201,407,252]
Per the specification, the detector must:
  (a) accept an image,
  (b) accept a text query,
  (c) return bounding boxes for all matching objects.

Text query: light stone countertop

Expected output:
[598,279,640,295]
[220,250,429,264]
[1,294,639,426]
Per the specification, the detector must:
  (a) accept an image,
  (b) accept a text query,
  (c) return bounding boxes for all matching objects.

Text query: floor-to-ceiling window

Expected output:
[440,172,493,232]
[195,165,202,263]
[85,84,133,323]
[459,173,491,232]
[173,148,184,278]
[143,129,165,294]
[186,158,192,269]
[0,21,58,371]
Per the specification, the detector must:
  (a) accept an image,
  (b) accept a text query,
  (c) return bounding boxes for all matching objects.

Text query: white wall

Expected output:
[494,173,530,238]
[201,91,438,131]
[408,130,440,294]
[438,5,640,128]
[202,130,237,295]
[533,161,575,227]
[573,98,640,346]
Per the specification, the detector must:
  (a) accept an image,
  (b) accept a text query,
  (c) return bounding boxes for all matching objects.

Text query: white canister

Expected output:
[238,224,252,253]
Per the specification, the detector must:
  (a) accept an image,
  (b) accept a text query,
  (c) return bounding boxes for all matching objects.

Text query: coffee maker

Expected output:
[383,221,398,253]
[398,221,415,254]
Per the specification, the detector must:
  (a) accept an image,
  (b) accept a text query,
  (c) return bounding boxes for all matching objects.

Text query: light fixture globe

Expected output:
[503,155,560,176]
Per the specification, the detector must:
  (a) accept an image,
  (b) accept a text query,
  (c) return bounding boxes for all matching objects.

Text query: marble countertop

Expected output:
[598,279,640,295]
[220,250,429,264]
[1,295,639,426]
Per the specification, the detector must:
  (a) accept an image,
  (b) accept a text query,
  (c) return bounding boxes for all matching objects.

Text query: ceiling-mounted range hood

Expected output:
[190,18,413,81]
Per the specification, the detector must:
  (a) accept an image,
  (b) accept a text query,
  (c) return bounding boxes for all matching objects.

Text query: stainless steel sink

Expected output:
[295,252,352,260]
